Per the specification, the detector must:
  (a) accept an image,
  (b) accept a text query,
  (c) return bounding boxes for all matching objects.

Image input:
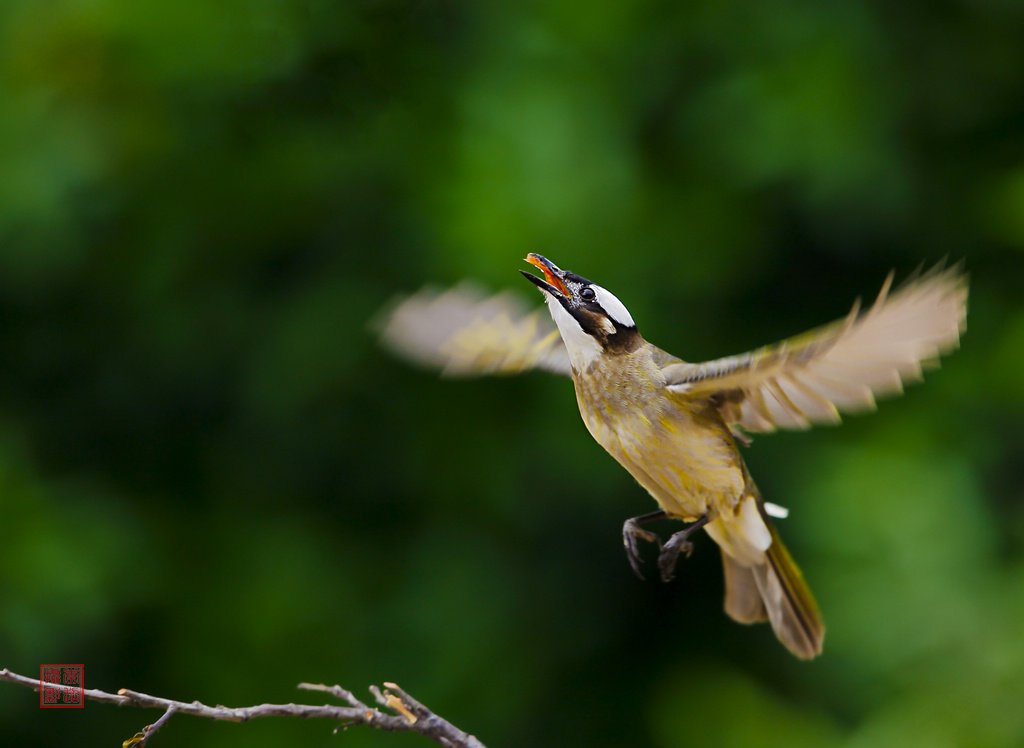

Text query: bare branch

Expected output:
[0,668,486,748]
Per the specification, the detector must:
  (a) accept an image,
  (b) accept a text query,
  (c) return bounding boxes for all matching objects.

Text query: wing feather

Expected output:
[376,283,571,377]
[663,263,968,433]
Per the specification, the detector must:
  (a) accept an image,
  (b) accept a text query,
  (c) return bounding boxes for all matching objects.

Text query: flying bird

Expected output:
[378,255,968,659]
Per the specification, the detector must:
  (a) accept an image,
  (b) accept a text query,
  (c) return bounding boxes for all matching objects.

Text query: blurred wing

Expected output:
[661,263,968,433]
[376,283,571,377]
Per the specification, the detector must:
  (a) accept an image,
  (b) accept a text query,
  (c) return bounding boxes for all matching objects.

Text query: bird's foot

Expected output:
[658,533,695,582]
[622,512,666,580]
[657,515,711,583]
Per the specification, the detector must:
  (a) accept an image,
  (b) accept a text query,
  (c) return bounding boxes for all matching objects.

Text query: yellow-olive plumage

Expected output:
[378,256,968,659]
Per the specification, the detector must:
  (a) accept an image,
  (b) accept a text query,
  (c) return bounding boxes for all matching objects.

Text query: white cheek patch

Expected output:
[545,295,602,369]
[593,286,634,328]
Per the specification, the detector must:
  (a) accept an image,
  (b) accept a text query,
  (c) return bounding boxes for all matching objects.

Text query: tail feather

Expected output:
[751,523,824,659]
[717,520,825,659]
[722,552,767,624]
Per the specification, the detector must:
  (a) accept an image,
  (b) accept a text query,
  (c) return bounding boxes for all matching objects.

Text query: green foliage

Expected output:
[1,1,1023,746]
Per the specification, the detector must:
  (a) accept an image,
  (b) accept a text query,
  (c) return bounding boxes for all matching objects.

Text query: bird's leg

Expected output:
[622,510,667,580]
[658,514,710,583]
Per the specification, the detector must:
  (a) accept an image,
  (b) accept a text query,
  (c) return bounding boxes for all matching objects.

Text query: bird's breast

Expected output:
[572,354,746,519]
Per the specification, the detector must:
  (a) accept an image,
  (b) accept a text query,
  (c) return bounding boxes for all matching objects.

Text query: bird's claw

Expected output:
[657,533,696,583]
[622,519,663,581]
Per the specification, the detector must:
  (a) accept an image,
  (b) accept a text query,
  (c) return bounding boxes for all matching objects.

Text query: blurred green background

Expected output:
[2,1,1023,746]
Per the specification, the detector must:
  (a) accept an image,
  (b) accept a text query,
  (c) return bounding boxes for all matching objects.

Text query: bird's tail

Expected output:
[713,502,825,659]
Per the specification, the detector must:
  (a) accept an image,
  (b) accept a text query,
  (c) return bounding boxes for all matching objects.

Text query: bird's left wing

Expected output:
[376,283,571,377]
[660,263,968,433]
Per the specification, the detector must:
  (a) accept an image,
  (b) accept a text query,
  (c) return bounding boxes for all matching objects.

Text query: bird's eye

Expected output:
[581,287,596,302]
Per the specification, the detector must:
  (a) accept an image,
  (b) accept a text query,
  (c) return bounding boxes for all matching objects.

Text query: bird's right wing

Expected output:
[376,283,571,377]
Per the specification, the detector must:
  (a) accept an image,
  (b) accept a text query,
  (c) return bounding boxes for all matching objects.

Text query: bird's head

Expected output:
[521,254,642,369]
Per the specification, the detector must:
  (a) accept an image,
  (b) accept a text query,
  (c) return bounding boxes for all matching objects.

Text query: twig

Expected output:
[0,668,486,748]
[122,705,178,747]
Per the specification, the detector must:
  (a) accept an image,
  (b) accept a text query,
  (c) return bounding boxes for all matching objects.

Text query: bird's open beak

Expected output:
[522,254,570,298]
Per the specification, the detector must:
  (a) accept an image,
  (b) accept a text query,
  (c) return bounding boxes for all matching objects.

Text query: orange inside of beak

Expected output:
[526,255,570,297]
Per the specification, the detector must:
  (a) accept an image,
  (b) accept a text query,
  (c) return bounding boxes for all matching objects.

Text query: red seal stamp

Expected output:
[40,664,84,708]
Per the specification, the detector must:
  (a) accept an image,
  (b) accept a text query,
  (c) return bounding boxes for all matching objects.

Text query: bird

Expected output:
[377,254,968,659]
